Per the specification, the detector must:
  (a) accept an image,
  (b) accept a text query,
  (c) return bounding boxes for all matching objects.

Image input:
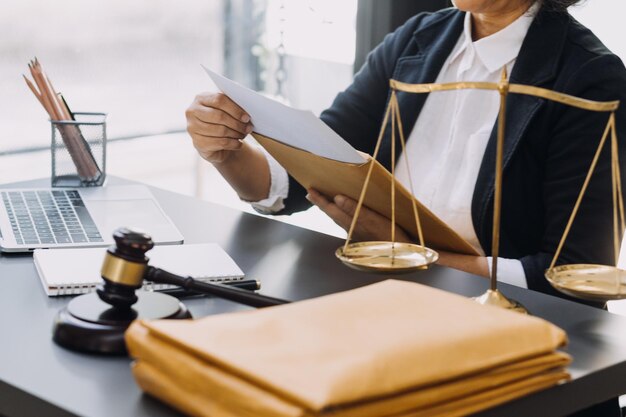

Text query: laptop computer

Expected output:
[0,185,184,252]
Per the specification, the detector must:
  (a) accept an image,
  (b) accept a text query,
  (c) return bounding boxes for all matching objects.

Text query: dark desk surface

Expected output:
[1,177,626,417]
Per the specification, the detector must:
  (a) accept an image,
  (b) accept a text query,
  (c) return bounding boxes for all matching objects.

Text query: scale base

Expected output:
[53,291,191,355]
[473,289,528,315]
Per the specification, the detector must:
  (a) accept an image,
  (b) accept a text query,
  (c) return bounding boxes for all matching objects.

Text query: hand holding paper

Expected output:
[186,91,253,163]
[200,68,477,254]
[203,66,366,164]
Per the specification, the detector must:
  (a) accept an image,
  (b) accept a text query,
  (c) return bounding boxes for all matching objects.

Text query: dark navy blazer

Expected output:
[278,7,626,300]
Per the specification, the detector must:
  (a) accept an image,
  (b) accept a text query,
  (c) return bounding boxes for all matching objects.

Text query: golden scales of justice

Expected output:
[336,68,622,313]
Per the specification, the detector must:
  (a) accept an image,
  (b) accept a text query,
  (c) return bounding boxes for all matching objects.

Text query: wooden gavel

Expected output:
[96,227,289,310]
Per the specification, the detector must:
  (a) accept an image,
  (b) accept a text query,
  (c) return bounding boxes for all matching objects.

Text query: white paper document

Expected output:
[203,66,366,164]
[34,244,245,296]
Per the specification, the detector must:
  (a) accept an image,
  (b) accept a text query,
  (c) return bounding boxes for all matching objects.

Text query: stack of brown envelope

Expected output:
[126,280,571,417]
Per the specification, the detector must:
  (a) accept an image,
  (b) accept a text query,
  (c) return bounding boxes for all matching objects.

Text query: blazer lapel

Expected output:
[472,10,571,254]
[378,10,464,169]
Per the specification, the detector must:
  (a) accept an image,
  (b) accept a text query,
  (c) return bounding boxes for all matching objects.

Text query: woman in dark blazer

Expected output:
[188,2,625,414]
[186,1,626,300]
[307,0,626,300]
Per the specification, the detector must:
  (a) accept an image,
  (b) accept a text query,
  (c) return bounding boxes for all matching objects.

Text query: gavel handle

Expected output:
[144,266,289,308]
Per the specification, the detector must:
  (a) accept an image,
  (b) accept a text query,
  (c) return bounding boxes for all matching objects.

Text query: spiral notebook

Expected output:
[34,244,244,296]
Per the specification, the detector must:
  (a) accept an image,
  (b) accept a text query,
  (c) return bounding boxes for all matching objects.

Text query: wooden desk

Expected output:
[1,177,626,417]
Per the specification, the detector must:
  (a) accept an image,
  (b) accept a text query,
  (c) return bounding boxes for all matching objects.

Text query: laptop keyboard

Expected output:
[1,190,103,246]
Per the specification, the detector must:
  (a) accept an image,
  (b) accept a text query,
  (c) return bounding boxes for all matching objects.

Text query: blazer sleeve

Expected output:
[276,14,425,215]
[521,54,626,295]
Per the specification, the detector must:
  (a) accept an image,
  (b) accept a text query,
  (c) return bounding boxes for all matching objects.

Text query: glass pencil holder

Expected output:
[51,112,107,187]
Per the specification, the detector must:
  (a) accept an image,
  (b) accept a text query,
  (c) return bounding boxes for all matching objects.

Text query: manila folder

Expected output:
[253,133,479,256]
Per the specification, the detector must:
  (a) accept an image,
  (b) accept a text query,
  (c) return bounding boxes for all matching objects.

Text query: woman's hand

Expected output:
[305,189,412,242]
[185,92,253,164]
[307,188,490,277]
[186,92,271,202]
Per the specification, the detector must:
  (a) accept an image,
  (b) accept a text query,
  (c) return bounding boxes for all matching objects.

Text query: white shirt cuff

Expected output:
[248,147,289,214]
[486,257,527,289]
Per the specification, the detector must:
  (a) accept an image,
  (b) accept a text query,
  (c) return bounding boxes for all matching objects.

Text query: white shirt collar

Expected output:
[452,2,539,74]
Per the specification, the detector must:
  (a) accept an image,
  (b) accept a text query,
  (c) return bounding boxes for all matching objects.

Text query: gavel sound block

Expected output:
[52,227,287,355]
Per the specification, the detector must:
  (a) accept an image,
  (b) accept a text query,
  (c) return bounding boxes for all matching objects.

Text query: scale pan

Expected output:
[336,241,438,273]
[545,264,626,302]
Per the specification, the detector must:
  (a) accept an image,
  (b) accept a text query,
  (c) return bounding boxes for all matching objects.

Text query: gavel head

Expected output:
[96,227,154,309]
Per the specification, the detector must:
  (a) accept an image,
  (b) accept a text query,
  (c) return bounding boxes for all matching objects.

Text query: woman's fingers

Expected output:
[193,106,252,136]
[189,119,248,140]
[334,194,382,227]
[306,189,353,230]
[333,195,358,216]
[191,134,244,151]
[186,92,253,163]
[316,192,412,243]
[197,92,250,123]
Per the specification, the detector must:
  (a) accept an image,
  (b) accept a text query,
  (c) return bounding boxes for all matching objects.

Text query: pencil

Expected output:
[46,74,72,120]
[28,61,59,120]
[22,74,45,109]
[40,62,101,179]
[31,61,90,177]
[24,58,100,179]
[37,63,97,177]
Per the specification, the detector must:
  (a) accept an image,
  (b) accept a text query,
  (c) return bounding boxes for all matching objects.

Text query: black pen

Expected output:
[156,279,261,298]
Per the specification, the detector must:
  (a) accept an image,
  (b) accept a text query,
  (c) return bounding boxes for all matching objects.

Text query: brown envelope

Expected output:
[127,280,569,416]
[252,133,479,255]
[130,354,568,417]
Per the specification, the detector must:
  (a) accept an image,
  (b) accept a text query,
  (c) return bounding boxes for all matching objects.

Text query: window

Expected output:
[570,0,626,62]
[1,0,227,190]
[201,0,358,238]
[2,0,224,151]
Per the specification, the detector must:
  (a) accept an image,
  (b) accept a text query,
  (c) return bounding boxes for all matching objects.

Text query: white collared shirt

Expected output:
[252,4,539,288]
